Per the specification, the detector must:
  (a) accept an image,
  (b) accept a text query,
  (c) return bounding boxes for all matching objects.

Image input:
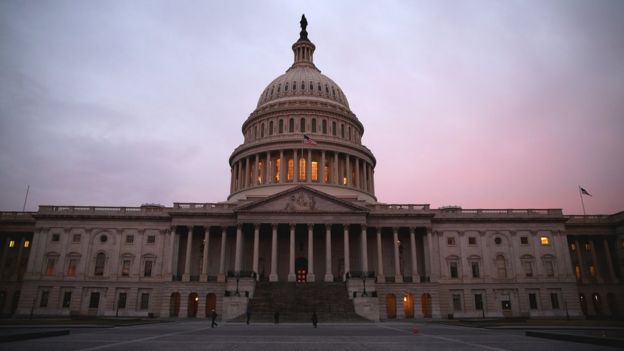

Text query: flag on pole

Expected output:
[580,187,592,197]
[303,134,317,145]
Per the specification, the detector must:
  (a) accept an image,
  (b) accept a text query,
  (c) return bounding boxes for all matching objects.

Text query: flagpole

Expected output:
[22,184,30,212]
[578,186,586,216]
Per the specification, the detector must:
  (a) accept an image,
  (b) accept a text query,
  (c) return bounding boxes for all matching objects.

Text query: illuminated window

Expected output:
[570,243,576,251]
[299,158,306,181]
[311,161,318,181]
[540,236,550,245]
[275,159,281,182]
[257,161,264,184]
[589,265,596,277]
[67,259,77,276]
[342,176,347,185]
[24,240,30,248]
[287,159,294,181]
[575,265,581,280]
[585,243,591,251]
[9,240,15,248]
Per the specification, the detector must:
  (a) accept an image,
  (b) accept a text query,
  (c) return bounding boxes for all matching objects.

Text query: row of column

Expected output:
[230,149,374,194]
[172,225,426,283]
[571,237,618,284]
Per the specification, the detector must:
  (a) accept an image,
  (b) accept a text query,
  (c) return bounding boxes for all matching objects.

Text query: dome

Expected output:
[256,67,350,109]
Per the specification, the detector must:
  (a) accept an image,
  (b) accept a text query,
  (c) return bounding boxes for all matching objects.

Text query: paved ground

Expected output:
[1,320,619,351]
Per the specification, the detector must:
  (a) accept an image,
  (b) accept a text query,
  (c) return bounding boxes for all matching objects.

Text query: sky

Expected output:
[1,0,623,214]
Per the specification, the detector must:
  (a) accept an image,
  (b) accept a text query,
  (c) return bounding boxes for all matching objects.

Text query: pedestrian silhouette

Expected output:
[246,305,251,325]
[311,311,318,328]
[211,309,218,328]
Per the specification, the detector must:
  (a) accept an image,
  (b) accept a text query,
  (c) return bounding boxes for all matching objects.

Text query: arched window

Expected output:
[332,121,336,136]
[322,120,327,134]
[292,81,296,91]
[311,118,316,133]
[94,253,106,276]
[341,124,345,138]
[300,118,305,133]
[289,118,294,133]
[269,121,274,135]
[279,119,283,134]
[261,123,265,138]
[254,126,257,139]
[348,126,351,140]
[284,82,288,91]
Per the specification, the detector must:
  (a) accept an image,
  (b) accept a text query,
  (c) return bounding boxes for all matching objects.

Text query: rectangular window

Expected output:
[520,236,528,245]
[287,159,294,181]
[540,236,550,245]
[589,265,596,277]
[67,259,77,276]
[452,294,462,311]
[122,260,131,277]
[46,258,55,276]
[311,161,318,181]
[140,293,149,310]
[570,243,576,251]
[9,240,15,248]
[298,158,306,181]
[24,240,30,248]
[523,261,533,277]
[332,121,336,136]
[312,119,316,133]
[544,261,554,277]
[550,293,560,309]
[72,234,81,243]
[89,292,100,309]
[468,237,476,245]
[529,293,538,310]
[62,291,71,308]
[144,261,152,277]
[118,292,127,309]
[52,234,60,242]
[147,235,156,244]
[575,265,581,280]
[40,291,49,307]
[450,262,458,278]
[471,262,480,278]
[584,243,591,251]
[447,237,456,246]
[474,294,483,310]
[322,120,327,134]
[126,235,134,244]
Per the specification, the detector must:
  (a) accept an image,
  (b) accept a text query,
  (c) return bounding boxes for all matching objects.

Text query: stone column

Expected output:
[393,227,403,283]
[371,168,375,194]
[279,150,285,183]
[288,224,296,281]
[307,224,315,282]
[246,157,251,188]
[200,227,210,282]
[183,226,193,281]
[346,155,351,186]
[426,229,436,280]
[234,225,243,273]
[361,225,368,273]
[603,239,618,283]
[168,226,177,279]
[324,225,333,282]
[343,224,350,280]
[333,152,339,184]
[230,166,235,193]
[254,153,259,185]
[355,158,360,189]
[321,151,326,184]
[375,228,385,282]
[253,224,260,280]
[218,227,227,282]
[410,227,419,282]
[589,239,603,282]
[266,152,271,184]
[270,224,278,282]
[306,149,312,183]
[293,149,299,182]
[574,239,586,282]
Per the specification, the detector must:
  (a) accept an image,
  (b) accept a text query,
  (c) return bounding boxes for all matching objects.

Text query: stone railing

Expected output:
[372,204,430,211]
[437,208,563,216]
[38,205,166,215]
[0,211,35,220]
[172,202,237,210]
[566,214,612,224]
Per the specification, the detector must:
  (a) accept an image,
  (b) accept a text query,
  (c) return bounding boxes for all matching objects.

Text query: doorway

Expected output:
[386,294,397,319]
[421,293,432,318]
[188,293,198,318]
[403,293,414,318]
[205,293,216,317]
[170,292,180,317]
[295,257,308,282]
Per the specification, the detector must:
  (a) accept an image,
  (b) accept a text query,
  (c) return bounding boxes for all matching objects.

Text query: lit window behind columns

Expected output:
[311,161,318,181]
[287,159,294,181]
[257,162,264,184]
[275,159,281,182]
[299,158,306,181]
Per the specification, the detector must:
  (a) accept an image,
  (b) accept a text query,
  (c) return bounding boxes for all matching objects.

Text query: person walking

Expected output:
[246,305,252,325]
[210,309,218,328]
[311,311,318,328]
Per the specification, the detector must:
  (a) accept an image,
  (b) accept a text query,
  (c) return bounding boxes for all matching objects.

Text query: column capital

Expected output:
[392,227,399,233]
[361,225,367,231]
[409,227,416,234]
[254,223,260,230]
[307,223,314,229]
[271,223,278,229]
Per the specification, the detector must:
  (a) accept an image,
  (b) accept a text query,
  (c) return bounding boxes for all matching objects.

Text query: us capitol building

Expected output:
[1,16,622,321]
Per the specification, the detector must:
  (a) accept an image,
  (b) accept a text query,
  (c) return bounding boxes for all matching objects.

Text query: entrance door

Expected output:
[188,293,198,318]
[170,292,180,317]
[205,293,217,318]
[403,293,414,318]
[386,294,397,319]
[421,293,432,318]
[295,257,308,282]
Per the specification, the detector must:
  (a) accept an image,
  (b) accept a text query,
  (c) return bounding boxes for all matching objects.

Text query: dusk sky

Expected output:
[1,0,623,214]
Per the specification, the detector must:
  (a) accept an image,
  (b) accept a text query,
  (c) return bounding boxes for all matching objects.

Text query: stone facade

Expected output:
[1,16,622,321]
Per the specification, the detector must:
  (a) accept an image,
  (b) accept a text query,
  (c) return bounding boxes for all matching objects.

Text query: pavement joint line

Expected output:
[375,323,511,351]
[75,324,214,351]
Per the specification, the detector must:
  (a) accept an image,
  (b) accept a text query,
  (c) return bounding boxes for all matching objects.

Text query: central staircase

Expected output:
[233,281,367,322]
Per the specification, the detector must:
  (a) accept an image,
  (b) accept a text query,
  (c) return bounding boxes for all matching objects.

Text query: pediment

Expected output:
[235,186,369,214]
